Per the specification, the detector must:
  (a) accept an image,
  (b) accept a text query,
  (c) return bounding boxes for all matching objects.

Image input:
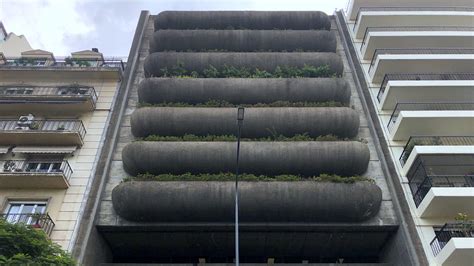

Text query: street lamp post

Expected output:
[235,107,244,266]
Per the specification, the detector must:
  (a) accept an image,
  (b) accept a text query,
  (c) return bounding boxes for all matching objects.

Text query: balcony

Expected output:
[360,26,474,60]
[400,136,474,167]
[0,160,72,189]
[377,73,474,110]
[368,49,474,83]
[406,155,474,218]
[0,213,55,236]
[346,1,474,21]
[431,221,474,266]
[386,102,474,141]
[0,56,124,80]
[0,85,98,114]
[0,119,86,146]
[352,7,474,39]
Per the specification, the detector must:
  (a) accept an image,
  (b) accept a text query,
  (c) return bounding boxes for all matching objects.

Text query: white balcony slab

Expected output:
[346,0,474,21]
[418,187,474,218]
[379,80,474,110]
[362,32,474,60]
[354,11,474,39]
[389,111,474,141]
[434,238,474,266]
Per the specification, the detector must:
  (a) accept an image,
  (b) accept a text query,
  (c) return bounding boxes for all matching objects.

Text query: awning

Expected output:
[12,146,77,154]
[0,146,10,154]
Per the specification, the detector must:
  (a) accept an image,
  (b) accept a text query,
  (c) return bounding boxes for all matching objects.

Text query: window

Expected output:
[4,201,47,225]
[25,162,62,173]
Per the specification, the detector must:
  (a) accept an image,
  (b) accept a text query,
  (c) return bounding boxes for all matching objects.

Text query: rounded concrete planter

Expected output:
[138,78,351,105]
[112,181,381,222]
[143,52,343,77]
[131,107,359,138]
[150,30,336,53]
[155,11,331,30]
[122,141,370,176]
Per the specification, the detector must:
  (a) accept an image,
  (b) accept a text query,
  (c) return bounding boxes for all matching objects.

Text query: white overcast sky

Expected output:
[0,0,348,57]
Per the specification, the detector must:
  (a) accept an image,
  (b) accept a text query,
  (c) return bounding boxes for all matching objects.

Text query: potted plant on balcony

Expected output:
[64,57,74,66]
[3,160,16,172]
[454,212,473,237]
[57,125,65,130]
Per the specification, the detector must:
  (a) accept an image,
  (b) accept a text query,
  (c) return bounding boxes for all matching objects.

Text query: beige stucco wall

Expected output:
[0,71,120,250]
[0,33,32,57]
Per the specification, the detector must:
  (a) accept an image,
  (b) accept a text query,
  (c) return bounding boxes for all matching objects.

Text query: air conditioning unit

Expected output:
[17,114,35,128]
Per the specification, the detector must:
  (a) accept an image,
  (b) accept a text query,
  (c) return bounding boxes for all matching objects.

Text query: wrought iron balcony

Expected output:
[0,118,86,146]
[387,102,474,133]
[0,85,98,112]
[0,213,55,236]
[353,7,474,31]
[400,136,474,167]
[430,221,474,256]
[410,175,474,207]
[369,48,474,74]
[0,160,73,188]
[377,73,474,103]
[0,57,124,71]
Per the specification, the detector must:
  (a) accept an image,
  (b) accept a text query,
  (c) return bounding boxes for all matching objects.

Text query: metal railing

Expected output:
[0,119,86,139]
[430,221,474,256]
[353,7,474,31]
[368,48,474,74]
[387,102,474,132]
[410,175,474,207]
[399,136,474,166]
[0,85,98,105]
[0,213,55,236]
[400,136,474,167]
[0,57,124,71]
[361,26,474,52]
[377,73,474,103]
[0,160,73,181]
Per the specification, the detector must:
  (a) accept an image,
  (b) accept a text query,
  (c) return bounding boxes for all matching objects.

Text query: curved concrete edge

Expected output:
[138,78,351,105]
[150,30,336,53]
[154,11,331,30]
[122,141,370,177]
[112,181,382,223]
[130,107,360,139]
[143,52,343,78]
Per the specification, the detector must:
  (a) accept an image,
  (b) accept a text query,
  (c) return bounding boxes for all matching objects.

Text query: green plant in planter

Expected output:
[454,212,473,237]
[28,122,40,130]
[57,125,65,130]
[64,57,74,66]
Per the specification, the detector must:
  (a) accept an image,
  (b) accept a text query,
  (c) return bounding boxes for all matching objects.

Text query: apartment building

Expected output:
[338,1,474,265]
[69,10,435,265]
[0,32,124,252]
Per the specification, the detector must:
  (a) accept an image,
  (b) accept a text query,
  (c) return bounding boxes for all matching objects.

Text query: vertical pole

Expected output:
[235,120,242,266]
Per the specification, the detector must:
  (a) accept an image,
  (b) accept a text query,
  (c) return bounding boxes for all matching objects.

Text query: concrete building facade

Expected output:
[72,10,431,265]
[339,0,474,265]
[0,43,124,252]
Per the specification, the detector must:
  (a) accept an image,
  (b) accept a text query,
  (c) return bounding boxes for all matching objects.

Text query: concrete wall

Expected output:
[138,78,351,104]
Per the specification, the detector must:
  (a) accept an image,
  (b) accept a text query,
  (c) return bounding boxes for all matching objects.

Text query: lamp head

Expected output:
[237,107,245,121]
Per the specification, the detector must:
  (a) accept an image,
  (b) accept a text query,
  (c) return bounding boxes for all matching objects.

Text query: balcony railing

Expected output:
[368,48,474,74]
[1,160,73,181]
[0,85,98,104]
[361,26,474,52]
[353,7,474,31]
[400,136,474,167]
[0,119,86,139]
[377,73,474,103]
[410,175,474,207]
[387,102,474,132]
[0,213,55,236]
[0,57,124,71]
[430,221,474,256]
